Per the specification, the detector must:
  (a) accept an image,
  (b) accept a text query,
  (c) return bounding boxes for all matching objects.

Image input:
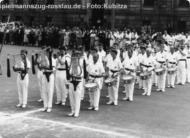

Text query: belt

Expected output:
[179,59,186,61]
[110,69,119,74]
[57,68,66,71]
[169,62,176,64]
[140,63,152,68]
[89,74,103,78]
[158,61,165,64]
[43,72,53,82]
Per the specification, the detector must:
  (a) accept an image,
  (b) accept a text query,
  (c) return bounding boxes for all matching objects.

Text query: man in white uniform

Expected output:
[141,48,154,96]
[87,51,105,111]
[122,48,138,101]
[13,50,31,108]
[41,48,56,113]
[186,44,190,83]
[155,41,168,92]
[138,45,147,89]
[167,47,178,88]
[176,43,187,85]
[106,47,122,106]
[67,50,84,118]
[55,47,71,105]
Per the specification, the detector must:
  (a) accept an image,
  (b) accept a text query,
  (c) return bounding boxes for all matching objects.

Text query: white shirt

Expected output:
[106,56,122,76]
[87,61,105,76]
[138,53,147,65]
[17,58,31,70]
[155,51,168,68]
[122,54,138,74]
[56,54,71,69]
[167,52,178,68]
[98,50,106,62]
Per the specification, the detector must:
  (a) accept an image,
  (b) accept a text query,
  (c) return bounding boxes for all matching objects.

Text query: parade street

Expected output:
[0,46,190,138]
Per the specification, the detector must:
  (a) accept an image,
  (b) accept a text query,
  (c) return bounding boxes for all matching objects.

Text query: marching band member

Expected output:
[106,47,122,106]
[87,49,105,111]
[167,47,178,88]
[55,47,71,105]
[122,48,138,101]
[98,43,106,62]
[155,41,168,92]
[141,48,154,96]
[176,43,187,85]
[34,47,45,103]
[67,50,85,118]
[152,48,158,87]
[138,44,147,89]
[13,50,31,108]
[186,44,190,83]
[41,47,56,112]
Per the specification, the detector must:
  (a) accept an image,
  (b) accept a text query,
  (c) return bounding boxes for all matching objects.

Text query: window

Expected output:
[143,0,155,7]
[46,0,54,5]
[15,0,23,4]
[179,0,189,7]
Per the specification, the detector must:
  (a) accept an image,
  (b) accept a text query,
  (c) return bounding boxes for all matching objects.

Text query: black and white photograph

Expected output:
[0,0,190,137]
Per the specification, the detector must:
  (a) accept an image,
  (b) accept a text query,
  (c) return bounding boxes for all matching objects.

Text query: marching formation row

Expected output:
[7,38,190,118]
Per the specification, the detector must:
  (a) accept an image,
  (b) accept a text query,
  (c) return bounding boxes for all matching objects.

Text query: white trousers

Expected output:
[138,78,144,89]
[177,61,186,85]
[157,72,166,91]
[37,70,43,100]
[55,70,68,103]
[17,74,29,105]
[187,58,190,83]
[152,72,157,86]
[68,81,83,116]
[125,81,135,101]
[89,89,100,108]
[81,80,86,100]
[144,77,152,96]
[88,78,102,108]
[167,73,176,87]
[42,73,54,108]
[108,77,120,104]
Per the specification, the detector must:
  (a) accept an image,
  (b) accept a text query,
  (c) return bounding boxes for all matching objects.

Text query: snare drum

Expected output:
[140,72,151,80]
[167,68,176,75]
[155,68,164,76]
[122,75,134,84]
[85,83,98,92]
[104,78,117,87]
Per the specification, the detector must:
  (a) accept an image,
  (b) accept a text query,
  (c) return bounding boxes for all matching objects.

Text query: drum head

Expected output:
[155,68,163,72]
[122,75,133,80]
[168,68,175,71]
[105,78,113,83]
[85,83,97,88]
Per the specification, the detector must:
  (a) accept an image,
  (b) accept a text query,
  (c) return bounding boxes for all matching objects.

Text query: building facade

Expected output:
[0,0,190,32]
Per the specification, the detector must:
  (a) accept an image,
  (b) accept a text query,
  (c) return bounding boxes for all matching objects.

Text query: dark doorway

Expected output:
[91,0,105,27]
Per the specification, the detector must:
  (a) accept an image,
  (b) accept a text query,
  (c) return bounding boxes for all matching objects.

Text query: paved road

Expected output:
[0,46,190,138]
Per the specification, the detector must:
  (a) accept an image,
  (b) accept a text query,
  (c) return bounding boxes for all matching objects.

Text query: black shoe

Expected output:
[67,113,74,117]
